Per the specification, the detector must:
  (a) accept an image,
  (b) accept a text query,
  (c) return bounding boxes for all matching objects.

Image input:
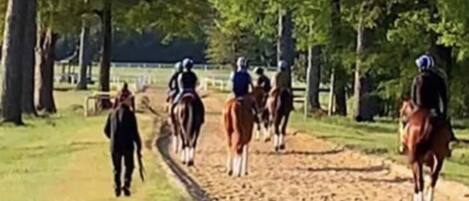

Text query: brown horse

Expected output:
[223,93,256,177]
[173,93,204,166]
[399,100,452,201]
[267,88,293,152]
[251,86,270,141]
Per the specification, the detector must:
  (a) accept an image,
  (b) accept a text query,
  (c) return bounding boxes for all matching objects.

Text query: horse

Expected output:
[267,88,293,152]
[223,92,257,177]
[251,86,270,141]
[172,93,204,166]
[399,100,452,201]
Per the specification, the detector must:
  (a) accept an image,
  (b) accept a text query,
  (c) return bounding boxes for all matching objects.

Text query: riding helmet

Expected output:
[182,58,194,70]
[237,57,248,70]
[278,60,288,71]
[254,67,264,75]
[174,61,183,72]
[415,54,435,71]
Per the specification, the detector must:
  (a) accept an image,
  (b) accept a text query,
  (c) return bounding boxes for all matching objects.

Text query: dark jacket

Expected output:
[256,75,271,93]
[104,105,142,153]
[178,71,198,91]
[169,72,181,91]
[232,70,252,97]
[411,71,448,115]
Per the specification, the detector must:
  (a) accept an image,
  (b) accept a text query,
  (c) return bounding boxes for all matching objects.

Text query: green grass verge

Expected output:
[0,88,184,201]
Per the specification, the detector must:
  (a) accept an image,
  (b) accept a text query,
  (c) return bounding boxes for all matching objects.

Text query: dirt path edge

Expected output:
[152,120,211,201]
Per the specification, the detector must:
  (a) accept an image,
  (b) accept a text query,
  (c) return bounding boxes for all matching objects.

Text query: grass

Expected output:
[289,112,469,185]
[0,87,184,201]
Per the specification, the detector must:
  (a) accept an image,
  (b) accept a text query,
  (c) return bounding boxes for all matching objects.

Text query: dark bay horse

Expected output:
[252,86,270,141]
[400,100,452,201]
[267,88,293,152]
[173,93,204,166]
[223,93,256,177]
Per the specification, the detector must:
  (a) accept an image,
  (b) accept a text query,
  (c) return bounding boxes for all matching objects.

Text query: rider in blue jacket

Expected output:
[231,57,253,98]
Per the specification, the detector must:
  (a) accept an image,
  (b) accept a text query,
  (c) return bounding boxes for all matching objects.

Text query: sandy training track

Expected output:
[146,87,469,201]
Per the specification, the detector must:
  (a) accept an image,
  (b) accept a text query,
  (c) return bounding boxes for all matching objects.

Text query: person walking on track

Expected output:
[104,93,142,197]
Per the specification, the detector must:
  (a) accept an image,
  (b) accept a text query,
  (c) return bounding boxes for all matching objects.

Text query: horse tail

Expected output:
[231,102,245,155]
[412,115,433,162]
[178,100,194,145]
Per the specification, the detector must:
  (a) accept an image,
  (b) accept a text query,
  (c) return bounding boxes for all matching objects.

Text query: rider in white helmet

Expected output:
[270,60,291,96]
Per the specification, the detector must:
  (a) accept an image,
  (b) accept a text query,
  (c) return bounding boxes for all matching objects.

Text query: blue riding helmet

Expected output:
[182,58,194,70]
[237,57,248,70]
[278,60,288,71]
[174,61,183,72]
[415,54,435,71]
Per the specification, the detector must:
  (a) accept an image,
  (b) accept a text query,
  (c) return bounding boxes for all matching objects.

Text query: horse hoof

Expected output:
[274,147,280,152]
[279,144,286,150]
[227,170,233,176]
[264,138,271,142]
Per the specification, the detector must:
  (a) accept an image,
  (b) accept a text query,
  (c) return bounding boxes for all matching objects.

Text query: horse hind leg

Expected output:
[255,123,261,141]
[427,155,443,201]
[262,120,271,142]
[233,153,242,177]
[412,162,425,201]
[279,112,290,150]
[273,116,282,152]
[226,150,233,176]
[241,145,249,176]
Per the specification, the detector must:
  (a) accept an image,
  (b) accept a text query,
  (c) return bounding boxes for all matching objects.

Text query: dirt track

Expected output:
[146,87,469,201]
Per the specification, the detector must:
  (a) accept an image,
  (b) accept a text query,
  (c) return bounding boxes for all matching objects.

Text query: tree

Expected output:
[76,18,92,90]
[22,0,37,115]
[36,28,58,113]
[278,8,296,86]
[0,0,29,124]
[97,0,112,108]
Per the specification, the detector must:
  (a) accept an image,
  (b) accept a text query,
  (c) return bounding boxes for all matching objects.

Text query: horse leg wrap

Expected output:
[426,187,434,201]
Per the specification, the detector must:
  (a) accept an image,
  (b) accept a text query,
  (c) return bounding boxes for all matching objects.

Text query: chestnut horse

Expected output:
[399,100,452,201]
[267,88,293,152]
[223,89,262,177]
[173,93,204,166]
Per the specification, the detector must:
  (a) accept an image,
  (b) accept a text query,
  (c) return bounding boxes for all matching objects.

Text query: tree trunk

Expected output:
[306,45,321,111]
[330,0,347,116]
[334,69,347,116]
[21,0,37,115]
[77,19,91,90]
[0,0,28,124]
[354,2,373,121]
[98,0,112,109]
[36,28,58,113]
[277,8,295,88]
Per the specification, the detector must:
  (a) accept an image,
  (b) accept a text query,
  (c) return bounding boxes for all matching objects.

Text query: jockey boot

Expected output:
[114,188,121,197]
[122,187,131,197]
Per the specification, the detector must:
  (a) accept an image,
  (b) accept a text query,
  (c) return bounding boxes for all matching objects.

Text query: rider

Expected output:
[173,58,204,123]
[231,57,253,98]
[168,62,183,102]
[254,67,271,94]
[231,57,259,120]
[410,53,456,152]
[270,60,291,96]
[269,60,293,111]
